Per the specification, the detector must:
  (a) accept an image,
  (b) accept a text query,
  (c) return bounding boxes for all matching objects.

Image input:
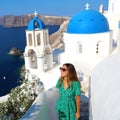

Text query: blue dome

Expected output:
[67,10,110,34]
[27,17,45,30]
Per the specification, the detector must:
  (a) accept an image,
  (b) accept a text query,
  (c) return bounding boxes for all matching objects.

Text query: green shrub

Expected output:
[0,78,39,120]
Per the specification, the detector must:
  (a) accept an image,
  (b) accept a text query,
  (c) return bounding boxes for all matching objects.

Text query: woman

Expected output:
[56,63,81,120]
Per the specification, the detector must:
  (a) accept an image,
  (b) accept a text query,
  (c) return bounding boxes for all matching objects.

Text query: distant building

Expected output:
[108,0,120,12]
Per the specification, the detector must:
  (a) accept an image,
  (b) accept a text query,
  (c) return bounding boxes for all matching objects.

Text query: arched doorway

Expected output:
[28,49,37,69]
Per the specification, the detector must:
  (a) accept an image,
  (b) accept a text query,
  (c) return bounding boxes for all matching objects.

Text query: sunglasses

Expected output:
[59,67,67,72]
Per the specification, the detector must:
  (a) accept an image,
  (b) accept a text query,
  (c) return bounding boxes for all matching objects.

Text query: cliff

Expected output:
[0,14,69,27]
[49,20,69,49]
[0,14,70,50]
[9,47,22,56]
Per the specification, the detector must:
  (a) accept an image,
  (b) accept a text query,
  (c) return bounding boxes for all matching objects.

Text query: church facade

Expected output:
[24,11,53,74]
[24,8,115,78]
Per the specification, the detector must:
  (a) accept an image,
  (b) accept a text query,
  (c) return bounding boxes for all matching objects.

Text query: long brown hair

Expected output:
[60,63,80,87]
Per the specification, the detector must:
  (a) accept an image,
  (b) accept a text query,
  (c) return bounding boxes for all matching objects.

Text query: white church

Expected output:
[24,7,113,80]
[21,0,120,120]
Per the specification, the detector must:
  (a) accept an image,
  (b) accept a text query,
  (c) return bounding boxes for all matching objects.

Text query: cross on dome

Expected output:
[85,3,90,10]
[34,11,38,17]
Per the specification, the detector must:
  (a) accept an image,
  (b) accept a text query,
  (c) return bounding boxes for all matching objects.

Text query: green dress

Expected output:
[56,79,81,120]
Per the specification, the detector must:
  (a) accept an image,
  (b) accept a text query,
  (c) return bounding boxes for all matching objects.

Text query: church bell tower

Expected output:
[24,11,53,73]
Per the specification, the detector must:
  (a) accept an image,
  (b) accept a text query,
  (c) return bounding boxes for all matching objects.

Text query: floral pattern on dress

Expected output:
[56,79,81,120]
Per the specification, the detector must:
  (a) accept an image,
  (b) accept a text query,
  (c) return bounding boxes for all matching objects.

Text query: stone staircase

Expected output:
[81,100,89,120]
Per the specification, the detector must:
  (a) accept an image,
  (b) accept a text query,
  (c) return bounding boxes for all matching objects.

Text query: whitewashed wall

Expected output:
[20,87,59,120]
[90,53,120,120]
[64,32,112,57]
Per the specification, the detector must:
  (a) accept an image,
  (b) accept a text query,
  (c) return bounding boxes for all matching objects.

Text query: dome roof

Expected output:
[27,16,45,30]
[67,9,110,34]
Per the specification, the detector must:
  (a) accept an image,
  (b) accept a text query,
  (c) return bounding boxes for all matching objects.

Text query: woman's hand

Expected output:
[76,112,80,119]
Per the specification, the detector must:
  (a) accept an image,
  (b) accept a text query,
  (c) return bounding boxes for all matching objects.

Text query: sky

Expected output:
[0,0,108,16]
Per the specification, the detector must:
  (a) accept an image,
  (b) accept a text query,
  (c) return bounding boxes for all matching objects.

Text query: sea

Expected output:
[0,25,60,97]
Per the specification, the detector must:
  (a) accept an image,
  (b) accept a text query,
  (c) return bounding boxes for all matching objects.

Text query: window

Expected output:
[28,34,32,46]
[34,21,39,29]
[111,3,114,12]
[44,32,47,45]
[77,42,82,53]
[96,41,101,54]
[37,33,41,46]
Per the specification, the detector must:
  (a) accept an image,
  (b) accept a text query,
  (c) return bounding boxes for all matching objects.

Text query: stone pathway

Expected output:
[80,93,89,120]
[81,101,89,120]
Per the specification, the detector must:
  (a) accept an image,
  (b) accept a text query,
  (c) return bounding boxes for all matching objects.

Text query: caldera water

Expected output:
[0,25,60,96]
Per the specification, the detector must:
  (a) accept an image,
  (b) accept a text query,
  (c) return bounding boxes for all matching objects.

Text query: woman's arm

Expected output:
[75,95,81,118]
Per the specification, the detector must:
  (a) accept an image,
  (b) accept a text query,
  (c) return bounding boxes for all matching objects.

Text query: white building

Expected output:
[90,0,120,119]
[21,1,120,120]
[24,11,53,74]
[108,0,120,12]
[60,9,113,73]
[24,8,114,79]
